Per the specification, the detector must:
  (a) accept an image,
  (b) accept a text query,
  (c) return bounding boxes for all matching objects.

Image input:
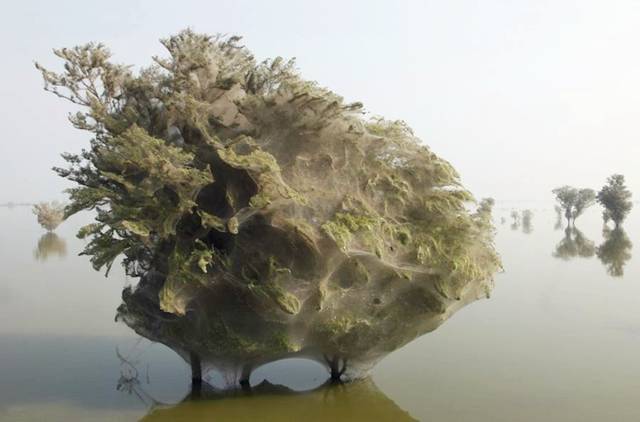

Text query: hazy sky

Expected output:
[2,0,640,203]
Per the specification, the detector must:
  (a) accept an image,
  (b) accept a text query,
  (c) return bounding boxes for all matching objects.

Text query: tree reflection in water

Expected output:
[33,232,67,261]
[116,351,416,421]
[597,227,632,277]
[143,379,415,421]
[553,227,595,260]
[552,225,633,278]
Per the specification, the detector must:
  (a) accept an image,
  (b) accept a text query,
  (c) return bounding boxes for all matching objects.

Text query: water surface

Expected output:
[1,203,639,421]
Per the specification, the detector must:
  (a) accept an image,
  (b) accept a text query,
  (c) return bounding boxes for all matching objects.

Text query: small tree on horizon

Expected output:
[32,201,65,232]
[522,209,533,234]
[573,188,596,221]
[554,205,563,230]
[510,210,520,230]
[596,174,632,228]
[552,186,595,226]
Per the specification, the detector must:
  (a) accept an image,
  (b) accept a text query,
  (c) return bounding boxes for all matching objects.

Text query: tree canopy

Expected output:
[596,174,632,227]
[37,30,501,383]
[32,201,65,232]
[552,186,595,226]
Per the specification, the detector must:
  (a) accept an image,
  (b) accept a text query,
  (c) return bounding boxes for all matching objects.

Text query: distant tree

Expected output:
[596,227,632,277]
[554,205,562,218]
[596,174,632,228]
[573,189,596,221]
[554,205,563,230]
[510,210,520,230]
[32,201,65,231]
[552,186,595,226]
[477,197,495,214]
[522,209,533,234]
[553,186,577,225]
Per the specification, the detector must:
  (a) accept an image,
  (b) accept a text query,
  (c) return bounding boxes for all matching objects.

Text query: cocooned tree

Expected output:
[32,201,65,232]
[37,30,501,385]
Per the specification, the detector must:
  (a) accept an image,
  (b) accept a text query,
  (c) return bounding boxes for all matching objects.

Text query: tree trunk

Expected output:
[326,355,347,382]
[190,351,202,386]
[239,364,253,391]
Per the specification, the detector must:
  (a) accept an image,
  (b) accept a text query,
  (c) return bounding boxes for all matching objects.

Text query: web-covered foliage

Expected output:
[38,30,500,379]
[32,201,65,231]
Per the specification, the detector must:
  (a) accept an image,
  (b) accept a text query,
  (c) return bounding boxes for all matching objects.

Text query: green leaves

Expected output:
[80,231,131,276]
[597,174,633,227]
[552,185,596,223]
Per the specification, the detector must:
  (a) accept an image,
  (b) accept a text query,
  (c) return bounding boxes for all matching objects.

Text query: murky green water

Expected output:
[1,203,638,421]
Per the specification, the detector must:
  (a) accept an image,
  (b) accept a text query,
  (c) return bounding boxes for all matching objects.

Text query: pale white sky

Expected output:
[2,0,640,203]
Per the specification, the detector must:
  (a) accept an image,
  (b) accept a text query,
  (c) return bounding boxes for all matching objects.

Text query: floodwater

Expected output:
[1,203,639,421]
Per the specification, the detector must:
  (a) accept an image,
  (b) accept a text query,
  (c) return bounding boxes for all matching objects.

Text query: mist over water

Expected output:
[4,1,640,205]
[1,202,639,421]
[2,3,640,420]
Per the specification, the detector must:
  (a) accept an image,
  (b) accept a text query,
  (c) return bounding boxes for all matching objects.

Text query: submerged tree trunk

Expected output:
[239,364,253,391]
[190,351,202,386]
[326,355,348,382]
